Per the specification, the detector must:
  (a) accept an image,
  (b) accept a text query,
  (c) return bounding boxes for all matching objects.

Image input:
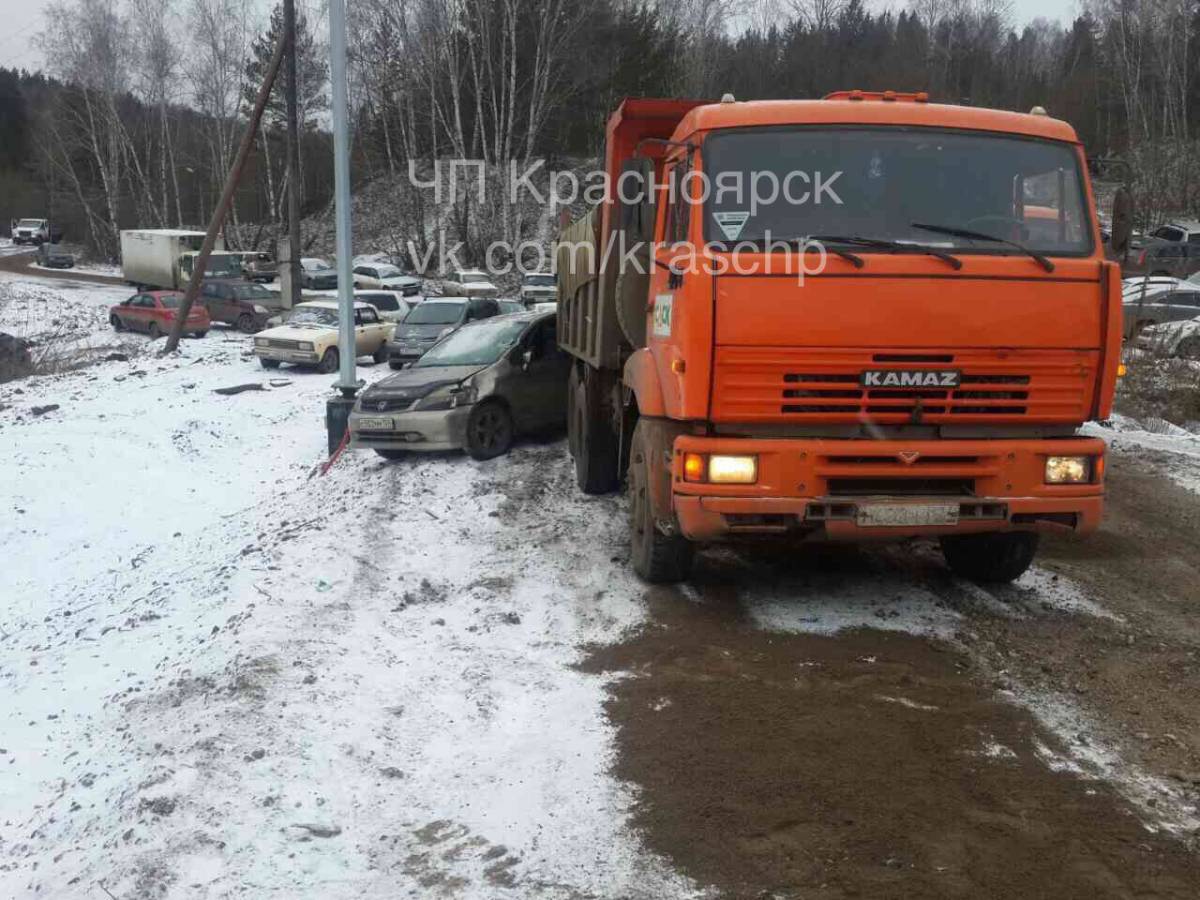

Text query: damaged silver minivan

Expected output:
[349,310,569,460]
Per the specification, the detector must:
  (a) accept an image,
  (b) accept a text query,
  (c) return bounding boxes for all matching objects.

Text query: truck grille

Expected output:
[713,348,1095,424]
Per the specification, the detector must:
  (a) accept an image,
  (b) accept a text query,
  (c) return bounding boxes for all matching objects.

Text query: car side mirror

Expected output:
[522,349,535,370]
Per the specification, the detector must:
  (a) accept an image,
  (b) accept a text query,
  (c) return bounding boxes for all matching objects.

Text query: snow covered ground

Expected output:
[0,282,698,896]
[5,273,1200,896]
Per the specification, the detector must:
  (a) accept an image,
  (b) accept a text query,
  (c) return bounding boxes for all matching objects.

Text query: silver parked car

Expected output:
[385,296,500,368]
[1123,288,1200,339]
[349,310,569,460]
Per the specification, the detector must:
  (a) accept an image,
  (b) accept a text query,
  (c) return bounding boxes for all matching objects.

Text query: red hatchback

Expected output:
[110,291,210,339]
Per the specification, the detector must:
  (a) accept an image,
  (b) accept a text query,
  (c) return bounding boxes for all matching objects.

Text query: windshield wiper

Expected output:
[743,236,863,268]
[911,222,1055,272]
[805,234,962,270]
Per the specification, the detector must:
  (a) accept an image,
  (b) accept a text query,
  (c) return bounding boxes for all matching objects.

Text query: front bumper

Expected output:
[669,435,1106,542]
[348,405,471,451]
[254,347,320,365]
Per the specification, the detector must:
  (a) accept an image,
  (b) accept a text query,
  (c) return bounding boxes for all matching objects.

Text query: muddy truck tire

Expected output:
[568,364,620,494]
[940,531,1038,583]
[628,421,693,583]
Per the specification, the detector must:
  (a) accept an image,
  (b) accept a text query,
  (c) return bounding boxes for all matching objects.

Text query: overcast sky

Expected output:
[0,0,1082,76]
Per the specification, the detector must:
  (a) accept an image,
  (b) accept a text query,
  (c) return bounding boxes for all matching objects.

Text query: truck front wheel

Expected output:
[568,365,619,494]
[939,532,1038,584]
[628,422,693,583]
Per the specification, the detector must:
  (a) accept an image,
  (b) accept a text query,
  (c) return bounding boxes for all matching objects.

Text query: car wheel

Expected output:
[940,532,1038,584]
[465,401,513,460]
[372,343,388,364]
[236,313,255,333]
[628,421,693,583]
[260,358,281,369]
[1176,335,1200,359]
[147,321,162,339]
[374,448,405,460]
[110,313,124,332]
[195,331,208,339]
[318,347,339,374]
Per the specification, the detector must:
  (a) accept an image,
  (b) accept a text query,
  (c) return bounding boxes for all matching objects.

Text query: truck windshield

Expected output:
[702,127,1092,255]
[17,219,43,228]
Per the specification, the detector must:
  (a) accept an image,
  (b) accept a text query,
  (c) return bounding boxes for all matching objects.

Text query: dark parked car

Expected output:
[385,296,500,368]
[35,243,74,269]
[300,258,338,290]
[349,310,569,460]
[200,281,284,332]
[1126,240,1200,279]
[0,332,33,382]
[1123,287,1200,338]
[235,251,278,283]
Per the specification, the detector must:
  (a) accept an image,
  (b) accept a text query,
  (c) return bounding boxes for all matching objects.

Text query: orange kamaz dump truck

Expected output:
[556,92,1121,584]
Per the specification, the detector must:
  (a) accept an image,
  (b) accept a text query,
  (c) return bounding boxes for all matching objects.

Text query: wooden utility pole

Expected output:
[164,33,287,353]
[283,0,302,308]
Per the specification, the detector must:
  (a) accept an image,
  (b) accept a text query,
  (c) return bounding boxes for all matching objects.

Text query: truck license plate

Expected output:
[857,503,959,527]
[356,416,394,430]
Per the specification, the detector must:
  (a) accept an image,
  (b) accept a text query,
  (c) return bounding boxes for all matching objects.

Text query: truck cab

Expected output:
[558,93,1121,584]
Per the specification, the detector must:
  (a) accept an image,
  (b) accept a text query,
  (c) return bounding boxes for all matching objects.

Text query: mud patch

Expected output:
[584,588,1200,899]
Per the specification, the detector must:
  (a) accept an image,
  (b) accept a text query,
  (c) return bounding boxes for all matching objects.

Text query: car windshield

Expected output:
[702,127,1092,255]
[232,284,274,300]
[523,274,555,286]
[415,318,529,367]
[361,293,399,311]
[375,265,402,278]
[405,301,464,325]
[288,307,338,327]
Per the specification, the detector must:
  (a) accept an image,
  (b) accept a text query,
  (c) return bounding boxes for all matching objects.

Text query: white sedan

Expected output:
[1134,316,1200,357]
[352,263,421,296]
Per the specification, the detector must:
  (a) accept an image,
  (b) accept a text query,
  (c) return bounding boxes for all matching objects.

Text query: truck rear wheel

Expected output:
[939,532,1038,584]
[628,422,693,583]
[568,365,619,494]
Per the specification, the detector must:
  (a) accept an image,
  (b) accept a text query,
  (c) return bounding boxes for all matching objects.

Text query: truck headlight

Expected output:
[1045,456,1091,484]
[297,341,314,351]
[682,453,758,484]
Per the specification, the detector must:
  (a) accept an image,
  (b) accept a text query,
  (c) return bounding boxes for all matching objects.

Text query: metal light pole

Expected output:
[325,0,358,452]
[283,0,302,310]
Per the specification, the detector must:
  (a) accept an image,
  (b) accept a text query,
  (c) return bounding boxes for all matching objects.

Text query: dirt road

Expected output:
[586,454,1200,899]
[0,247,124,285]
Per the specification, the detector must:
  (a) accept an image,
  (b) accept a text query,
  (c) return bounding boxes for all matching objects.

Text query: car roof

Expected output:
[422,296,469,304]
[145,289,183,297]
[462,308,553,326]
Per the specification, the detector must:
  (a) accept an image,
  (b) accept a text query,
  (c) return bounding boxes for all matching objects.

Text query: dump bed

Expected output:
[557,98,707,371]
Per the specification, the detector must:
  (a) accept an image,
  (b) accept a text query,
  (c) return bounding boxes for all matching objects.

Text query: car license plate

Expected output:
[856,503,959,527]
[356,416,394,430]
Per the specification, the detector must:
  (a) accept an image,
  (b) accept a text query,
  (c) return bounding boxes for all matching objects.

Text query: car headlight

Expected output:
[1045,455,1092,484]
[254,337,269,347]
[297,341,315,351]
[416,382,475,411]
[253,304,268,314]
[438,327,454,338]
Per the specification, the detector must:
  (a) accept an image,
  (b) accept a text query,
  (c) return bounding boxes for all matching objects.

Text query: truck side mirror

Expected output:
[618,157,656,244]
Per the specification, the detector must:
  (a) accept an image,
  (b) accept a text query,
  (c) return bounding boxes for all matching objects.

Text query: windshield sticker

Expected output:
[713,211,749,241]
[652,294,673,338]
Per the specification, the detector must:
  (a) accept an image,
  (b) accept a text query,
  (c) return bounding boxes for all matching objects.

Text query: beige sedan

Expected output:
[253,300,394,372]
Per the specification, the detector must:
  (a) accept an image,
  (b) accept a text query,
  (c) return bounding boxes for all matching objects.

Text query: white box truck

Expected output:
[120,229,242,290]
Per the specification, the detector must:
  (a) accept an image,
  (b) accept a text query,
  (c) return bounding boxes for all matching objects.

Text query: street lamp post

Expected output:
[324,0,359,454]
